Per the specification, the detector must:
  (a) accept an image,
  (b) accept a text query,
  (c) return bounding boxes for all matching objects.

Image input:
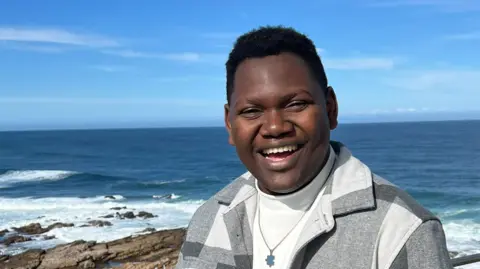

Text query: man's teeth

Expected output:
[262,145,298,155]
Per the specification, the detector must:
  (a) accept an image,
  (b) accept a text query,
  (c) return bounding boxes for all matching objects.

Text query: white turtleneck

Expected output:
[253,146,335,269]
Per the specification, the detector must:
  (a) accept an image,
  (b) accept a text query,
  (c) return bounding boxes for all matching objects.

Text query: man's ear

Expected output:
[224,104,235,146]
[326,86,339,130]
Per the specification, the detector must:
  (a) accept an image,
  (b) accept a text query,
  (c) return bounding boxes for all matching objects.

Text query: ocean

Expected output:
[0,120,479,267]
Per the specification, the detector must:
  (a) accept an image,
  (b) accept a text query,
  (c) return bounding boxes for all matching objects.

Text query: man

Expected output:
[175,26,453,269]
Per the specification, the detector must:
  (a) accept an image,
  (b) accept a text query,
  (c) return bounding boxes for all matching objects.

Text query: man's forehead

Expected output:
[234,55,312,86]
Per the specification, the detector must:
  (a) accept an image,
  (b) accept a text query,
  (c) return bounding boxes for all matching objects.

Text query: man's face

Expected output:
[225,52,338,194]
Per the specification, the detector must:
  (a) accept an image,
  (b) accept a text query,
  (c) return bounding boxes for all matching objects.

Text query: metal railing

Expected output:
[452,253,480,267]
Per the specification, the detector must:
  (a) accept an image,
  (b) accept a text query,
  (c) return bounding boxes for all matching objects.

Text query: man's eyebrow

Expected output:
[233,89,314,108]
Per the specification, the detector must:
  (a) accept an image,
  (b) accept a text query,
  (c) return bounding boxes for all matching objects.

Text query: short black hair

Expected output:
[225,25,328,104]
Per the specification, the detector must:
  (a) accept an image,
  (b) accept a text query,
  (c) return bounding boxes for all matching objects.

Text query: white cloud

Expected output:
[382,69,480,92]
[0,97,221,107]
[0,27,119,47]
[162,52,202,61]
[444,31,480,40]
[368,0,480,12]
[345,107,452,116]
[201,32,239,39]
[0,42,66,53]
[102,49,226,63]
[90,65,132,73]
[154,76,225,83]
[323,57,397,70]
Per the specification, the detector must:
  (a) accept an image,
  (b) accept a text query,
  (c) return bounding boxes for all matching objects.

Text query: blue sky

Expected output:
[1,0,479,130]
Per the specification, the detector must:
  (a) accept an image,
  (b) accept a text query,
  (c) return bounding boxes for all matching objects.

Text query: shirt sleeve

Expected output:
[390,220,453,269]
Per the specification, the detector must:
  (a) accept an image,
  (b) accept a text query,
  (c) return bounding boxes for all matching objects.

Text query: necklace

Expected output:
[257,151,337,267]
[257,204,308,267]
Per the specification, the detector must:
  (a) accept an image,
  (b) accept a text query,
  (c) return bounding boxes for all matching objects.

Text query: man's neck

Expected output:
[259,146,333,197]
[256,146,335,211]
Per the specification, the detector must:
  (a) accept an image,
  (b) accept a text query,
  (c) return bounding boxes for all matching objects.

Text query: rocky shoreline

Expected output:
[0,225,185,269]
[0,202,185,269]
[0,219,461,269]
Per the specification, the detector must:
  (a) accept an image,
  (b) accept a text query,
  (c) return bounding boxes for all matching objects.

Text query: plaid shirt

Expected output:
[175,141,453,269]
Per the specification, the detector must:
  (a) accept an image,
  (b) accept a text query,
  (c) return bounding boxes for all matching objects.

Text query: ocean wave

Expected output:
[0,195,205,256]
[103,195,125,200]
[0,170,78,188]
[139,179,186,186]
[0,194,200,212]
[439,208,480,219]
[443,220,480,259]
[153,193,181,199]
[0,195,204,237]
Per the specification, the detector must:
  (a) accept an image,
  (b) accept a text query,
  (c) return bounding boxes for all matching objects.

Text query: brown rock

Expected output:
[0,249,45,269]
[45,222,74,231]
[86,220,112,227]
[137,211,154,219]
[0,228,186,269]
[110,207,127,210]
[0,229,8,237]
[12,223,44,234]
[78,259,96,268]
[1,235,32,246]
[137,228,156,234]
[449,251,459,258]
[118,212,135,219]
[12,222,74,235]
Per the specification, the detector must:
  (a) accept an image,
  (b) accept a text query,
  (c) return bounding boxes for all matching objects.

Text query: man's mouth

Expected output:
[260,144,303,161]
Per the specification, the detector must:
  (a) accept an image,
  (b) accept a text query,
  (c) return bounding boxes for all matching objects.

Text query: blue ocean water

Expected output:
[0,120,479,262]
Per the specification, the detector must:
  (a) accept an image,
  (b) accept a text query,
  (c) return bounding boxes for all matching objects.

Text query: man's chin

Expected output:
[256,174,303,195]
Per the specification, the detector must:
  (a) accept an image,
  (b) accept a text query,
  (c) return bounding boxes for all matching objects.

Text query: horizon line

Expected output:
[1,118,479,133]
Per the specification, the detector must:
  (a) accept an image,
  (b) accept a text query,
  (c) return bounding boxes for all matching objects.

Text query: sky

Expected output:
[1,0,479,130]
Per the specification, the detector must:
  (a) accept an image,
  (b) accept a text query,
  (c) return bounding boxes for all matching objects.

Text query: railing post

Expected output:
[451,253,480,267]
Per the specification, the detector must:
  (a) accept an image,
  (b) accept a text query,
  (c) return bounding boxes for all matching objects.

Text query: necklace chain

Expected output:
[257,155,337,254]
[257,203,308,254]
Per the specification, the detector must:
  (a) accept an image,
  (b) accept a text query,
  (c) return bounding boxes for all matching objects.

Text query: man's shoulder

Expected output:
[371,174,438,223]
[190,171,253,220]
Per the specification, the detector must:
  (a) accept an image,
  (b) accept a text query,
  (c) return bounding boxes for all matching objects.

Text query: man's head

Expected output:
[224,25,338,195]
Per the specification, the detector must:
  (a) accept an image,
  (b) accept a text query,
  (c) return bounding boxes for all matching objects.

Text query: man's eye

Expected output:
[240,108,262,118]
[286,101,308,110]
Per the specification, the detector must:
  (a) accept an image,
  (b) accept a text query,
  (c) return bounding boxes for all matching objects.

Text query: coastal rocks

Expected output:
[0,249,45,269]
[0,228,186,269]
[117,211,135,219]
[449,251,459,258]
[115,211,156,220]
[137,228,156,234]
[110,207,127,210]
[1,235,32,246]
[137,211,155,219]
[12,223,74,235]
[0,229,9,237]
[0,232,56,247]
[79,220,113,228]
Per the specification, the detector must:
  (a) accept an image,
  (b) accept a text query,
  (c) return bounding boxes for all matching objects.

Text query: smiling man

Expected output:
[175,26,453,269]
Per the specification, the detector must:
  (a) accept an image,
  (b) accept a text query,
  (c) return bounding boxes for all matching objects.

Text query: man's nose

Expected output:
[260,110,294,138]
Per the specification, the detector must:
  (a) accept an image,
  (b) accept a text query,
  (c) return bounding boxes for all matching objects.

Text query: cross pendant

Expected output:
[265,252,275,267]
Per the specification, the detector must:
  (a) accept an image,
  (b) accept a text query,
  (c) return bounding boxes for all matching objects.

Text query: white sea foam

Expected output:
[141,179,186,185]
[153,193,181,199]
[442,219,480,269]
[0,196,205,255]
[0,170,77,188]
[1,195,479,268]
